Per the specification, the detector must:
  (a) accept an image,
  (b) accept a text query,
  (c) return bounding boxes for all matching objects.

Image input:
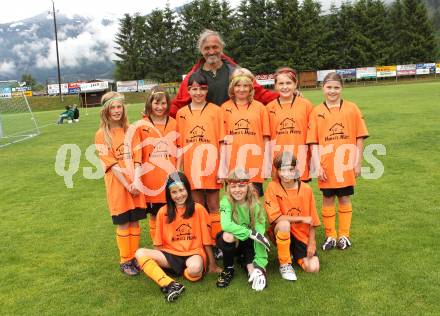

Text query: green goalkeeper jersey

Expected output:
[219,196,268,269]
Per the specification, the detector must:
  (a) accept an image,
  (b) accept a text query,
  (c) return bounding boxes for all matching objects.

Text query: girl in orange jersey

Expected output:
[95,92,146,276]
[136,86,177,241]
[306,72,369,251]
[220,68,270,197]
[176,73,224,264]
[135,172,216,302]
[266,67,314,181]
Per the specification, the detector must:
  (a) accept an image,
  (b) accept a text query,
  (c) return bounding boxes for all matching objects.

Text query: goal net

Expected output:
[0,81,40,148]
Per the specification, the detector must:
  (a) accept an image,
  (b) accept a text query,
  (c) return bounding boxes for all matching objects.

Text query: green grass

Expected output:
[1,81,439,315]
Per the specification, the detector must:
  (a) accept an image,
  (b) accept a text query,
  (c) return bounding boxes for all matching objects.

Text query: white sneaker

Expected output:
[279,264,297,281]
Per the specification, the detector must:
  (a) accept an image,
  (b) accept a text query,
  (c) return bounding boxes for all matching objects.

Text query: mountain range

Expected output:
[0,12,118,83]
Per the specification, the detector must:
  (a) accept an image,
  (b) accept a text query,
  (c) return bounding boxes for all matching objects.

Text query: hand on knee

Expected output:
[305,258,320,273]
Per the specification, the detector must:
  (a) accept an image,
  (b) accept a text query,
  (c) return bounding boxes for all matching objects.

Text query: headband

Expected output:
[167,180,184,188]
[102,97,124,107]
[275,70,297,82]
[231,75,253,85]
[227,180,249,185]
[152,91,166,96]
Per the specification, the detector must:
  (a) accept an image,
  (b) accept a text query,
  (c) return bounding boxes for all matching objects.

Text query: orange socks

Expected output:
[338,203,352,237]
[322,205,337,238]
[184,268,202,282]
[137,254,174,287]
[148,217,156,241]
[129,225,140,259]
[210,212,221,240]
[276,231,291,265]
[116,228,131,263]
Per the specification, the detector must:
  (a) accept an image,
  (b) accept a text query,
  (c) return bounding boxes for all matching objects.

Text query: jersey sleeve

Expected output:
[95,131,118,173]
[198,204,215,246]
[306,109,318,145]
[219,197,251,240]
[131,126,142,164]
[263,182,282,224]
[354,105,369,139]
[252,204,269,269]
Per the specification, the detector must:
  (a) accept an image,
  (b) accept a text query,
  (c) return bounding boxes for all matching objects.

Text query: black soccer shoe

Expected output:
[161,281,185,302]
[216,268,235,288]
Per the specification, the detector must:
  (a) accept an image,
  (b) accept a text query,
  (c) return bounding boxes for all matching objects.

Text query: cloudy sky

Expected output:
[0,0,341,23]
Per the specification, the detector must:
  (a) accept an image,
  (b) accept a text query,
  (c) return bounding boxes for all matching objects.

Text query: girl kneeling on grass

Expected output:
[135,172,215,302]
[95,92,146,276]
[216,168,270,291]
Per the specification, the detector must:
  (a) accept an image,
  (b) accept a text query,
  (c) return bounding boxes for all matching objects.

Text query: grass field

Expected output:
[1,81,439,315]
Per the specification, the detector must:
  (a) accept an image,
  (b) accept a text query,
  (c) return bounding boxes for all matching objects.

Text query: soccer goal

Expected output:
[0,81,40,148]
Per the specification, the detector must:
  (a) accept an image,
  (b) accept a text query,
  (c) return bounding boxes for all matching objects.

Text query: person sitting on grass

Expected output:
[216,168,270,291]
[57,105,74,124]
[72,104,80,122]
[264,151,320,281]
[135,172,216,302]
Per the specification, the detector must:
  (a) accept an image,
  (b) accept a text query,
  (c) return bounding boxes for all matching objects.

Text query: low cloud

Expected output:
[0,60,16,74]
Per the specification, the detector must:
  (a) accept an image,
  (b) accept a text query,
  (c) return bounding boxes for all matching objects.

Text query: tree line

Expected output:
[114,0,438,83]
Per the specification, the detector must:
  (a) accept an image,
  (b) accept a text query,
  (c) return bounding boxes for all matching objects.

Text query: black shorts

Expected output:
[161,251,190,276]
[216,232,255,265]
[112,207,146,225]
[321,186,354,197]
[146,203,166,216]
[290,234,317,262]
[252,182,264,197]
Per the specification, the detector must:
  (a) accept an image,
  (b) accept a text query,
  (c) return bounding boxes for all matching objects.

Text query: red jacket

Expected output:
[170,54,279,118]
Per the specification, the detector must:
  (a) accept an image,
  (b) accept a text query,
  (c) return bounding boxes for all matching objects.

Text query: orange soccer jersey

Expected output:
[264,180,320,245]
[176,103,224,190]
[306,100,369,189]
[136,116,177,203]
[221,99,270,183]
[154,203,214,263]
[266,96,314,181]
[95,127,145,216]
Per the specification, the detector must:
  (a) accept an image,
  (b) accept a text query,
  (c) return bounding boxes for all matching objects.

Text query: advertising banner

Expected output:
[336,68,356,80]
[376,66,397,78]
[79,81,108,92]
[137,80,157,91]
[68,82,82,94]
[356,67,376,79]
[255,73,275,86]
[116,80,138,92]
[397,64,416,76]
[47,83,69,95]
[416,63,435,75]
[436,63,440,74]
[317,69,336,82]
[0,87,12,98]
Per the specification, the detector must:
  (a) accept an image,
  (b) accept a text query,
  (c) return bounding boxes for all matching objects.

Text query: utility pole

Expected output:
[51,0,63,102]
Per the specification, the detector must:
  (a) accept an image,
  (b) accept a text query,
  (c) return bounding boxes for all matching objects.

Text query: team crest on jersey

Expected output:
[230,119,255,136]
[186,125,210,143]
[286,207,301,217]
[115,143,131,160]
[173,224,196,241]
[277,118,301,135]
[326,122,349,141]
[150,140,171,158]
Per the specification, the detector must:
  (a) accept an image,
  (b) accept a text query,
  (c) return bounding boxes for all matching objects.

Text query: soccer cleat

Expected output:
[120,261,139,276]
[322,237,337,251]
[161,281,185,302]
[216,268,235,288]
[279,264,297,281]
[213,247,223,260]
[131,258,141,273]
[337,236,352,250]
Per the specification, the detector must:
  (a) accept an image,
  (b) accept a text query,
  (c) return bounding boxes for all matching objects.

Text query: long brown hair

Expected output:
[225,168,263,229]
[100,91,129,148]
